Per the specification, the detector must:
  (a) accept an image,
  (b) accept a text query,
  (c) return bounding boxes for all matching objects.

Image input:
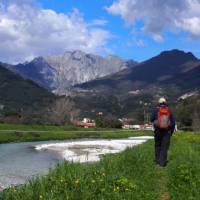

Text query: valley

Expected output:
[1,49,200,129]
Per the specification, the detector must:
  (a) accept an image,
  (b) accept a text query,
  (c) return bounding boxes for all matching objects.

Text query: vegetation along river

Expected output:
[0,136,153,190]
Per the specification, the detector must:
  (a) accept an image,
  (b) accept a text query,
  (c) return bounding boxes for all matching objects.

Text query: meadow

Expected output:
[0,129,200,200]
[0,123,151,143]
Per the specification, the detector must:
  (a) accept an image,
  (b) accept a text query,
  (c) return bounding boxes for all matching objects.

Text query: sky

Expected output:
[0,0,200,63]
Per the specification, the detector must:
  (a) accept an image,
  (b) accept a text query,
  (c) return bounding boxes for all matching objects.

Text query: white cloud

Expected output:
[106,0,200,40]
[177,17,200,37]
[0,2,111,63]
[135,39,145,47]
[152,34,164,42]
[7,0,35,4]
[90,19,108,26]
[127,39,145,47]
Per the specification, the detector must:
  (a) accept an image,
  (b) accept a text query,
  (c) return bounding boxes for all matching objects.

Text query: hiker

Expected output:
[151,98,175,167]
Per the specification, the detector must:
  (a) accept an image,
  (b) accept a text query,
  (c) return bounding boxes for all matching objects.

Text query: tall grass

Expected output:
[1,132,200,199]
[0,141,159,200]
[167,133,200,200]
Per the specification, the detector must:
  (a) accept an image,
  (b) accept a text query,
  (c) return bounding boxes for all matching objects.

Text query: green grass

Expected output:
[1,131,200,199]
[0,123,133,132]
[0,130,151,143]
[0,123,66,131]
[0,140,159,200]
[0,123,152,143]
[167,133,200,200]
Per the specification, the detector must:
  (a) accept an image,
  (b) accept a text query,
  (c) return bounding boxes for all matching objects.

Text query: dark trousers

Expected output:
[154,129,171,166]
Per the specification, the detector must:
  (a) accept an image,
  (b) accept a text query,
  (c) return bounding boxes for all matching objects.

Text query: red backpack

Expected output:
[158,107,171,129]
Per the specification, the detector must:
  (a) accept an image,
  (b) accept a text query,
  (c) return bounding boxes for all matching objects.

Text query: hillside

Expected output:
[0,64,55,114]
[72,50,200,120]
[7,57,56,90]
[77,49,200,99]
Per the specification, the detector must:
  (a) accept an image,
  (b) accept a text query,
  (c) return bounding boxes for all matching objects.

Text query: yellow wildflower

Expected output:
[75,179,80,184]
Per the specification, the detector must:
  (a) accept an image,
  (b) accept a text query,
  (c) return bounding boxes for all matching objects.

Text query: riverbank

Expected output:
[1,132,200,199]
[0,123,152,143]
[0,137,152,190]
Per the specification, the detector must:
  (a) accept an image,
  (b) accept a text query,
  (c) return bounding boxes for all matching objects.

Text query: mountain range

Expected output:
[6,50,137,95]
[1,49,200,119]
[76,49,200,101]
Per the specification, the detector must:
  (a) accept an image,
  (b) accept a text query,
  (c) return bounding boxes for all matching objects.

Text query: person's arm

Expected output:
[150,109,157,123]
[170,112,175,133]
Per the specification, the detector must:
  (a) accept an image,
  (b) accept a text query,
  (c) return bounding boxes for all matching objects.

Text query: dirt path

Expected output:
[156,167,170,200]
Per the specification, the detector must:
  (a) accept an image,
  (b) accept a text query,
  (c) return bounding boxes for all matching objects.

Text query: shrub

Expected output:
[95,116,122,129]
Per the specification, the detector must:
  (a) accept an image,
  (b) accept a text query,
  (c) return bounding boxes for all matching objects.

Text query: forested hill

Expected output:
[0,64,55,114]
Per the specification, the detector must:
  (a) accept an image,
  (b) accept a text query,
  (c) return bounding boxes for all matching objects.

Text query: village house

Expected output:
[77,118,96,128]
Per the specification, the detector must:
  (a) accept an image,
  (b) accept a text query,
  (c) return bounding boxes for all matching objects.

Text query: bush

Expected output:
[95,116,122,129]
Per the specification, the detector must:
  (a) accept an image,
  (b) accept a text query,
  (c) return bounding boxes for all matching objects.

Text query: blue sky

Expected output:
[39,0,200,61]
[1,0,200,63]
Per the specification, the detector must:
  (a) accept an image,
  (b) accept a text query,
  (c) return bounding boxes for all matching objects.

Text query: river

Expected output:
[0,136,153,190]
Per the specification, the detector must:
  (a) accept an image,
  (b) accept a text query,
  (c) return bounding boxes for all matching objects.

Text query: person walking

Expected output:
[151,98,175,167]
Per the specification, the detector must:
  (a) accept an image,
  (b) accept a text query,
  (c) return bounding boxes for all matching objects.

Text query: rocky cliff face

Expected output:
[7,50,137,95]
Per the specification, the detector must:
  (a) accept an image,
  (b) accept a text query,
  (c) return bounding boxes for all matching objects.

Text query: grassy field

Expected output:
[1,131,200,199]
[0,123,152,143]
[0,123,116,131]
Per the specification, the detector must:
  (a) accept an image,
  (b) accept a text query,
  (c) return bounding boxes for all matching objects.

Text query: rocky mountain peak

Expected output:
[5,50,137,95]
[71,50,86,60]
[31,57,47,65]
